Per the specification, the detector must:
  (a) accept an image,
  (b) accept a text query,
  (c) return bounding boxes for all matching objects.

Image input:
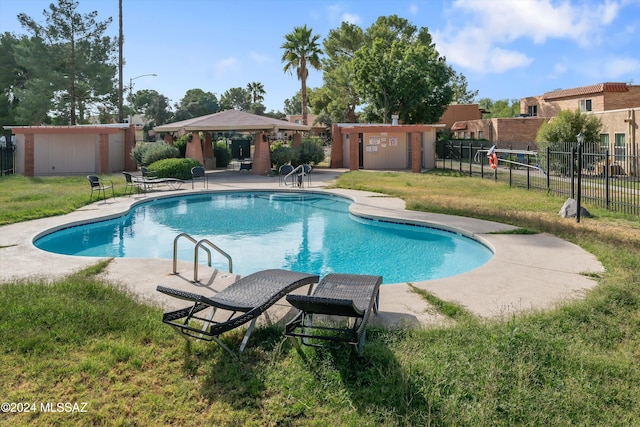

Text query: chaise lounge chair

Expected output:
[157,269,319,355]
[285,273,382,355]
[137,167,184,190]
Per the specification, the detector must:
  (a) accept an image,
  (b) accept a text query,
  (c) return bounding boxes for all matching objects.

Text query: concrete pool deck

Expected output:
[0,168,605,329]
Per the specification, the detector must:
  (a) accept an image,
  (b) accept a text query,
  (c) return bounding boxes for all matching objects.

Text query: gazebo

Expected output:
[154,110,311,175]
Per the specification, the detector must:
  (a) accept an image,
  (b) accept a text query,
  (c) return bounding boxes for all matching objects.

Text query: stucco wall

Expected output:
[361,131,408,169]
[336,125,437,171]
[11,126,130,176]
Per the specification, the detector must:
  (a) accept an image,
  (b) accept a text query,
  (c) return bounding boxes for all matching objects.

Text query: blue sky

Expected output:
[1,0,639,113]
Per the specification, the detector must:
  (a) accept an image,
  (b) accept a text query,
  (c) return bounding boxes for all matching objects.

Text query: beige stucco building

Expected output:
[6,124,136,177]
[330,123,441,172]
[448,82,640,159]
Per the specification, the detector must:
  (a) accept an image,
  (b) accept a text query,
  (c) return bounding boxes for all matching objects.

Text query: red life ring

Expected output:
[489,153,498,169]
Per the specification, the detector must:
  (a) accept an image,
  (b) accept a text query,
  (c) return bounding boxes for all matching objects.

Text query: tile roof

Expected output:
[543,83,628,100]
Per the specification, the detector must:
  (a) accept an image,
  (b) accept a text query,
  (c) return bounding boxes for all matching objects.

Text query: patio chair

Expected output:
[123,171,144,196]
[279,164,294,186]
[87,175,115,201]
[191,166,207,189]
[285,273,382,355]
[157,269,319,356]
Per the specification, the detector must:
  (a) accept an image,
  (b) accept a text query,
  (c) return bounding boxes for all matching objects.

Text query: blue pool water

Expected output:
[34,192,492,284]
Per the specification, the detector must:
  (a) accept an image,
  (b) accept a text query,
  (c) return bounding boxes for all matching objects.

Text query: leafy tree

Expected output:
[353,15,454,124]
[316,22,364,123]
[478,98,520,118]
[536,109,602,146]
[263,109,286,120]
[536,109,603,173]
[246,81,265,103]
[0,33,26,129]
[220,87,251,111]
[133,89,172,126]
[16,0,116,125]
[283,91,308,116]
[248,102,266,116]
[281,25,322,125]
[174,88,219,120]
[450,71,478,104]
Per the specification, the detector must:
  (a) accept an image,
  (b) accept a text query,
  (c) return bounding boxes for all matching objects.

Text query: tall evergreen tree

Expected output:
[16,0,116,124]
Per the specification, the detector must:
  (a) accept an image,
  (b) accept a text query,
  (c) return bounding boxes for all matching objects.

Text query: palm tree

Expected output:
[281,25,322,126]
[246,81,266,104]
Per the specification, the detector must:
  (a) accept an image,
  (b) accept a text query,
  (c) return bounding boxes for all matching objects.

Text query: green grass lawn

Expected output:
[1,170,640,426]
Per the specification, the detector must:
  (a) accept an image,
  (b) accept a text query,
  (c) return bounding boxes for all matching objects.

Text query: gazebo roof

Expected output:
[153,109,311,133]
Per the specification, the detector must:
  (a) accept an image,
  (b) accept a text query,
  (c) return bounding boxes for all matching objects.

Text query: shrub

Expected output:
[214,141,232,168]
[270,141,292,169]
[131,142,180,167]
[295,138,325,166]
[146,158,202,180]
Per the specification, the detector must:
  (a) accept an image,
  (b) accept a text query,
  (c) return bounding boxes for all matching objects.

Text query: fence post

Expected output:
[508,144,513,187]
[458,142,462,172]
[570,146,575,199]
[480,143,484,178]
[526,145,530,190]
[605,148,610,210]
[576,142,583,223]
[546,146,550,190]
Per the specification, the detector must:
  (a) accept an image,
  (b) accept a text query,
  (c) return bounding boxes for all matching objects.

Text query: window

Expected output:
[579,99,592,112]
[470,132,475,139]
[600,133,609,151]
[527,105,537,117]
[478,131,484,139]
[614,133,625,162]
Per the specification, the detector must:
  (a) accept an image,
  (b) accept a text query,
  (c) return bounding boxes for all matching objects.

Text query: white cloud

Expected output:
[341,12,361,25]
[603,56,640,77]
[409,3,419,16]
[327,4,360,25]
[214,57,239,77]
[249,51,272,64]
[551,60,569,78]
[488,48,534,73]
[434,0,624,73]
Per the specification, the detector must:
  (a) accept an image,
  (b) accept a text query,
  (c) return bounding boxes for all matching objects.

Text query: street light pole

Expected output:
[128,73,157,124]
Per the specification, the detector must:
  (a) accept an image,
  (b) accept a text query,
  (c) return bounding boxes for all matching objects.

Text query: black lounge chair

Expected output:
[87,175,114,201]
[285,273,382,355]
[157,269,319,355]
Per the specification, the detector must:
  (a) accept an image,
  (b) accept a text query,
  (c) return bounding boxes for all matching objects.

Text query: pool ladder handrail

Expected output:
[284,164,307,187]
[172,233,233,282]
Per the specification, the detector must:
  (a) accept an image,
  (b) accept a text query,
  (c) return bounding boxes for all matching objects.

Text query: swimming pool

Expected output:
[34,191,493,284]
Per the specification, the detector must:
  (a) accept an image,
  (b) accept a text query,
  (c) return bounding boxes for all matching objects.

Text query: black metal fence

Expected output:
[436,140,640,217]
[0,144,15,176]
